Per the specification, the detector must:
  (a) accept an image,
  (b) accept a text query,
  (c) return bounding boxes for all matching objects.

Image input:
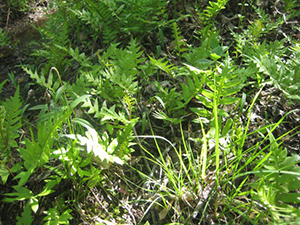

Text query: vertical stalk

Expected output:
[213,94,220,183]
[199,119,208,180]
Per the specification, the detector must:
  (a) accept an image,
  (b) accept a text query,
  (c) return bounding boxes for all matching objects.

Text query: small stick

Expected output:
[5,8,10,28]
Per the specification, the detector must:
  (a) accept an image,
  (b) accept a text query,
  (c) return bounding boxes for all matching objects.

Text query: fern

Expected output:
[201,0,229,24]
[30,6,72,76]
[0,80,7,95]
[232,6,285,54]
[0,28,11,47]
[70,0,118,44]
[184,32,228,69]
[23,67,61,92]
[149,56,176,78]
[81,100,131,126]
[66,40,145,111]
[77,99,137,167]
[187,53,246,121]
[172,22,188,55]
[243,40,300,101]
[253,132,300,222]
[14,110,71,188]
[0,88,23,154]
[68,47,93,69]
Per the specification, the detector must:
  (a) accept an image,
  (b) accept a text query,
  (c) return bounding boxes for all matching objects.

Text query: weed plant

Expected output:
[0,0,299,224]
[0,28,11,47]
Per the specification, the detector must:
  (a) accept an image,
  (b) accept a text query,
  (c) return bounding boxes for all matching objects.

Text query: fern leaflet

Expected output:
[0,88,23,153]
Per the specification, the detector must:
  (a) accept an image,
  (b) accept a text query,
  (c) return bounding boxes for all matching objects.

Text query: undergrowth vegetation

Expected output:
[1,0,300,224]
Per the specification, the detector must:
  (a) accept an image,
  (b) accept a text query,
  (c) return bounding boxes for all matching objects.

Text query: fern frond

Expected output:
[33,10,71,73]
[97,102,130,125]
[187,53,246,120]
[0,80,7,96]
[82,98,130,126]
[81,98,101,115]
[127,38,145,65]
[253,131,300,221]
[0,88,23,153]
[172,22,188,55]
[202,0,229,24]
[70,0,118,43]
[149,56,176,77]
[22,67,60,91]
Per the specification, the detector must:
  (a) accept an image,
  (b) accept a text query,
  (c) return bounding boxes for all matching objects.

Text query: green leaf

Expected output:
[0,164,9,184]
[154,96,166,109]
[210,52,221,61]
[70,95,90,109]
[200,89,214,99]
[149,56,176,76]
[182,83,192,102]
[14,166,35,187]
[222,118,232,136]
[44,208,72,225]
[221,87,241,96]
[220,97,240,105]
[3,186,33,202]
[17,202,33,225]
[190,107,211,117]
[217,109,229,117]
[0,87,22,152]
[195,95,213,108]
[10,163,23,173]
[278,193,300,204]
[37,179,60,197]
[30,197,39,213]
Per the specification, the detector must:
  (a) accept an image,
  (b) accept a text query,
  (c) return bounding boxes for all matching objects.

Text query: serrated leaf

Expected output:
[17,202,33,225]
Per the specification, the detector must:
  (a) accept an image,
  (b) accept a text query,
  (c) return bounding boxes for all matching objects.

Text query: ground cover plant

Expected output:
[0,0,300,224]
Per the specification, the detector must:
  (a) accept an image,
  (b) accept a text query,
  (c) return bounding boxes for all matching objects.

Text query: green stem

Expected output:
[213,94,220,183]
[0,120,8,151]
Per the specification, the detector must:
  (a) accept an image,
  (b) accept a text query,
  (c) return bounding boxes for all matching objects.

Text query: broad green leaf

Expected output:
[221,87,241,96]
[222,118,232,136]
[190,107,210,117]
[154,96,165,108]
[220,97,240,105]
[14,166,35,187]
[70,95,90,109]
[217,109,229,117]
[37,179,60,197]
[0,164,9,184]
[182,84,191,102]
[195,95,213,108]
[223,79,243,89]
[200,89,214,99]
[210,52,221,61]
[30,197,39,213]
[17,202,33,225]
[278,193,300,204]
[3,186,33,202]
